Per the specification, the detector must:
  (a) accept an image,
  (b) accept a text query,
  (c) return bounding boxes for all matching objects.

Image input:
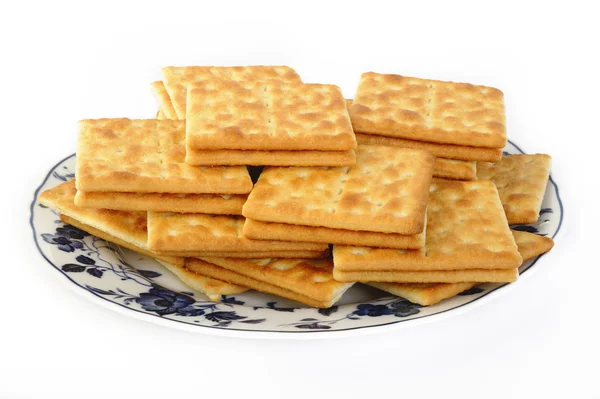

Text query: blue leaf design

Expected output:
[318,306,338,316]
[138,269,161,278]
[295,323,331,330]
[222,296,245,305]
[86,268,103,278]
[205,311,246,322]
[511,224,540,234]
[267,301,295,312]
[62,264,86,273]
[239,318,266,324]
[76,255,95,265]
[86,286,115,296]
[300,318,318,322]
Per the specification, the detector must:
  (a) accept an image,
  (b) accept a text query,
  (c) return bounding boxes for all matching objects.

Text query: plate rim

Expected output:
[29,141,564,338]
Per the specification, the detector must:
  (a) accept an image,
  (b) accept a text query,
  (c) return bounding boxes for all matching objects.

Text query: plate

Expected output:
[30,141,563,337]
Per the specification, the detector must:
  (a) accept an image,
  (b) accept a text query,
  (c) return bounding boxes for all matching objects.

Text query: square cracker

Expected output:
[63,216,247,300]
[186,81,356,151]
[76,119,252,194]
[477,154,552,224]
[187,257,355,308]
[155,260,247,302]
[38,180,182,265]
[242,145,435,235]
[156,250,329,259]
[162,65,302,119]
[433,158,476,181]
[147,213,328,253]
[366,230,554,303]
[335,268,519,283]
[351,72,506,148]
[243,219,426,249]
[74,190,247,215]
[332,179,523,272]
[185,148,356,167]
[151,81,177,120]
[368,282,477,306]
[355,133,502,162]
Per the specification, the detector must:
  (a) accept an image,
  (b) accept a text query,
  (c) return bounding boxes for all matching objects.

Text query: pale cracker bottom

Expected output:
[155,250,330,259]
[367,282,477,306]
[334,268,519,283]
[185,148,356,167]
[355,133,502,162]
[60,214,183,267]
[187,258,354,308]
[156,260,248,301]
[433,158,477,181]
[243,218,425,249]
[74,190,247,215]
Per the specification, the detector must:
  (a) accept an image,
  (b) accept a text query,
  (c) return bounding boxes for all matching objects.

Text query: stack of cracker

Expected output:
[349,72,507,181]
[38,65,556,309]
[158,66,357,167]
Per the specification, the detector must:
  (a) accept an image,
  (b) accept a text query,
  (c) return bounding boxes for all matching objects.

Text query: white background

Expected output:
[1,1,598,398]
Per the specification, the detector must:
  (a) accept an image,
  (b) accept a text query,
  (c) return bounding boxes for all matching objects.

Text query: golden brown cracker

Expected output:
[74,190,246,215]
[76,119,253,194]
[242,219,425,249]
[156,260,248,302]
[162,65,302,119]
[146,213,328,253]
[333,179,522,272]
[355,133,502,162]
[351,72,506,148]
[477,154,552,224]
[185,148,356,167]
[189,257,354,308]
[242,145,435,235]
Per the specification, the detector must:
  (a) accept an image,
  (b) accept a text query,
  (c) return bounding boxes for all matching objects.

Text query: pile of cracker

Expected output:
[39,66,555,308]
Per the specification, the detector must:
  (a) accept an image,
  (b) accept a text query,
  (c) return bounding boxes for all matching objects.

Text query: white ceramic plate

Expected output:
[31,141,563,338]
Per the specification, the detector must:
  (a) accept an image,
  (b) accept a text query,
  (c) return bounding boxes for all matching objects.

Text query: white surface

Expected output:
[1,1,597,398]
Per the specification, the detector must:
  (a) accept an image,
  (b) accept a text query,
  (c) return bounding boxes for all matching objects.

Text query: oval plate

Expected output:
[30,141,563,337]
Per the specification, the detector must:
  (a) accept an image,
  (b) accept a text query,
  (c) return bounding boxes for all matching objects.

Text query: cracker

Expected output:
[60,214,183,266]
[188,257,354,308]
[351,72,506,148]
[366,230,554,303]
[147,212,328,252]
[335,268,518,283]
[185,148,356,167]
[368,282,477,306]
[155,260,247,302]
[38,179,181,263]
[150,81,177,120]
[74,190,246,215]
[186,81,356,151]
[477,154,552,224]
[162,65,302,119]
[156,250,329,259]
[355,133,502,162]
[512,230,554,260]
[333,179,522,272]
[243,219,426,249]
[242,145,435,234]
[433,158,477,181]
[76,119,253,194]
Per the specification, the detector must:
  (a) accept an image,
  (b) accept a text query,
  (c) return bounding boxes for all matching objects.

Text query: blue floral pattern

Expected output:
[31,141,563,333]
